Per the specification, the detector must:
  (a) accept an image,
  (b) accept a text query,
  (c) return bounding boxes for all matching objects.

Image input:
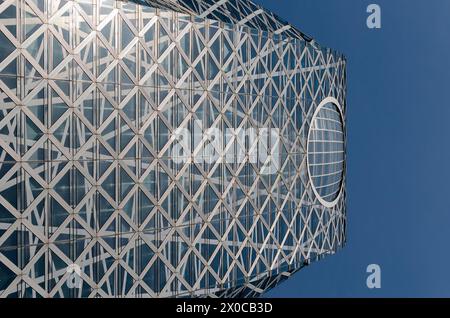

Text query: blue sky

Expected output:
[254,0,450,297]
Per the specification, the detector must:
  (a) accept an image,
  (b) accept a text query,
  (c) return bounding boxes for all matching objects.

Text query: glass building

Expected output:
[0,0,346,298]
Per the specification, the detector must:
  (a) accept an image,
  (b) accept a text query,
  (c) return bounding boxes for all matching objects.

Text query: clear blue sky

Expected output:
[254,0,450,297]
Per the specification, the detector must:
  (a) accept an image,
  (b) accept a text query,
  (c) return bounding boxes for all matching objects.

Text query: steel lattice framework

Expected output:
[0,0,347,298]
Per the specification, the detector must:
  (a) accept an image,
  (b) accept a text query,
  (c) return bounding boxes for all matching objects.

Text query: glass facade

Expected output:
[0,0,347,298]
[307,98,345,207]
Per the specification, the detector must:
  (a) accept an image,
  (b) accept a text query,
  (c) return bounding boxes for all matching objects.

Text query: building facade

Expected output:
[0,0,347,297]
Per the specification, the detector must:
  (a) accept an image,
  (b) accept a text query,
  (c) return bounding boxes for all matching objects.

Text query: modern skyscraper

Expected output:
[0,0,347,298]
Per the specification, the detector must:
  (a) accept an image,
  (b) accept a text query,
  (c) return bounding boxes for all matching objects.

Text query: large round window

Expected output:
[307,97,345,208]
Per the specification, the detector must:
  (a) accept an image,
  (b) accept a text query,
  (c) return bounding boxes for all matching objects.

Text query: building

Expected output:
[0,0,347,298]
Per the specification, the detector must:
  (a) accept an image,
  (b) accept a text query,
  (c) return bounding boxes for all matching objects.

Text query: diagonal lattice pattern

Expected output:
[0,0,346,298]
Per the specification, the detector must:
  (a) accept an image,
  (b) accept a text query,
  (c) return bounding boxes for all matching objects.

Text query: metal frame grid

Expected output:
[0,0,347,298]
